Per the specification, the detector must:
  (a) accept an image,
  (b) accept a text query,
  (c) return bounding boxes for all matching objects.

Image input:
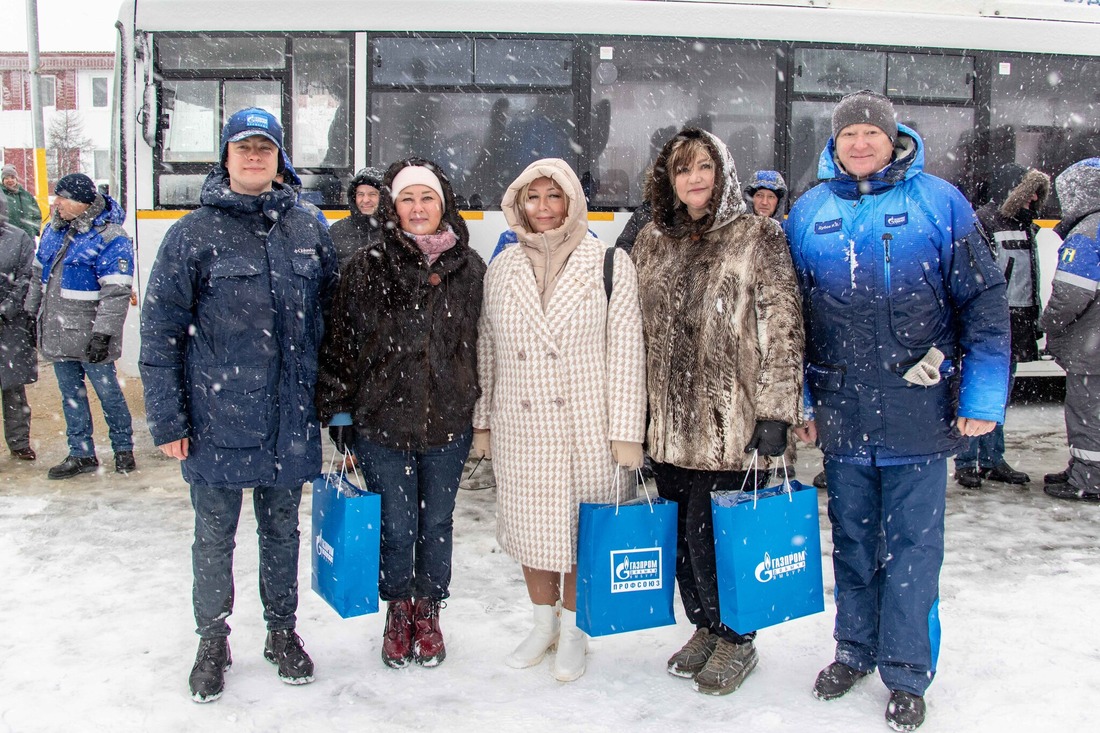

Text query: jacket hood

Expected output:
[345,166,385,224]
[501,158,588,247]
[279,151,303,189]
[1054,158,1100,236]
[819,123,922,199]
[649,127,746,239]
[999,168,1050,221]
[379,158,470,260]
[198,166,298,221]
[743,170,788,200]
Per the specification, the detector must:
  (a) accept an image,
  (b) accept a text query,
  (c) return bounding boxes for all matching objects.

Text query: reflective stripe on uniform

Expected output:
[1070,446,1100,462]
[1054,270,1099,292]
[99,274,134,287]
[993,231,1028,243]
[60,288,101,301]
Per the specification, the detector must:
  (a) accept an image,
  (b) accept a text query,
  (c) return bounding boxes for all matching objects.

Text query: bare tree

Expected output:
[46,111,95,185]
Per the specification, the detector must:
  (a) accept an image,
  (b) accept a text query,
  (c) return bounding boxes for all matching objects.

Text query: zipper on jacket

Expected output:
[882,233,892,292]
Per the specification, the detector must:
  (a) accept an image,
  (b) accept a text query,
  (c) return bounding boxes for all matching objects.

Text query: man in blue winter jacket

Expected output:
[139,108,338,703]
[786,91,1010,731]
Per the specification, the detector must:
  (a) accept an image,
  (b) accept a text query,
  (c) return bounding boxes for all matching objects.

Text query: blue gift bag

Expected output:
[311,467,381,619]
[712,472,824,635]
[576,480,677,637]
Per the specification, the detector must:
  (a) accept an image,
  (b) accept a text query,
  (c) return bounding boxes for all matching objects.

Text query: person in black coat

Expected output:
[316,158,484,671]
[328,166,384,267]
[140,108,338,703]
[954,165,1050,489]
[0,195,37,460]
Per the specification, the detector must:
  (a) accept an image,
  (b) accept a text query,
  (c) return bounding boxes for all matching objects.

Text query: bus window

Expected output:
[888,53,973,101]
[991,54,1100,216]
[154,33,352,208]
[292,38,351,169]
[370,35,576,208]
[589,39,778,209]
[793,48,885,96]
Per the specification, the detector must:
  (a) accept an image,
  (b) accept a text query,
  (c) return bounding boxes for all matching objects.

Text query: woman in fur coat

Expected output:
[473,158,646,682]
[631,129,804,696]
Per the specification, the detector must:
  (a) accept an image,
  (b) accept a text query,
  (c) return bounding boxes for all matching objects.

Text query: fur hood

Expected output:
[1000,168,1050,220]
[649,128,747,239]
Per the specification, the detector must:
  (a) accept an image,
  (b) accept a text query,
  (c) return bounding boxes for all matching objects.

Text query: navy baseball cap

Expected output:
[220,107,284,163]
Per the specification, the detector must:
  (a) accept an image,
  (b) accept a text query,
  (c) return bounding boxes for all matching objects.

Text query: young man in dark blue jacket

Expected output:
[786,91,1010,731]
[139,108,338,703]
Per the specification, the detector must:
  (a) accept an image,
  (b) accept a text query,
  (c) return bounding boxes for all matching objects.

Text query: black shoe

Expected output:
[953,467,982,488]
[1044,482,1100,503]
[885,690,926,731]
[812,471,828,490]
[115,450,136,474]
[1044,469,1070,485]
[47,455,98,480]
[189,637,231,703]
[812,661,872,700]
[980,461,1029,484]
[264,629,315,684]
[10,447,36,460]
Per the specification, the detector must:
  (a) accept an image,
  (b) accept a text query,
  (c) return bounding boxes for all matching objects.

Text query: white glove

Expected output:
[902,347,945,387]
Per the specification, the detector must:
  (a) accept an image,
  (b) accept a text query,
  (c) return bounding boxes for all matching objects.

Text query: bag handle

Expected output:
[325,445,363,495]
[736,449,762,508]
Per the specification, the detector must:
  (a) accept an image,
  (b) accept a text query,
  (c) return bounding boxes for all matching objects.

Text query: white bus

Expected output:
[111,0,1100,375]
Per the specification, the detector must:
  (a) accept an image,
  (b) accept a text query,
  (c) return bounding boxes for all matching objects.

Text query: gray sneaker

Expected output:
[666,628,718,678]
[692,638,758,695]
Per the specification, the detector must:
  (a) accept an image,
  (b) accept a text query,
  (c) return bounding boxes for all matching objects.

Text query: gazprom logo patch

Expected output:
[246,114,270,129]
[814,218,842,235]
[754,550,807,583]
[885,213,908,227]
[610,548,663,593]
[316,532,334,564]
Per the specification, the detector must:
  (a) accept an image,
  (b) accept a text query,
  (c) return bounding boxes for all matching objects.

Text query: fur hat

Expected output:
[55,173,98,204]
[832,90,898,142]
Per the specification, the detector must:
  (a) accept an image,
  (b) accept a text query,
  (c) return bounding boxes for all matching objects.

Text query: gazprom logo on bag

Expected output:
[754,550,807,584]
[316,532,334,565]
[610,548,662,593]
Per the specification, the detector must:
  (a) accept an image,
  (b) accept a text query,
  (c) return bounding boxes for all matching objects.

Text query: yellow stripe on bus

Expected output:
[588,212,615,221]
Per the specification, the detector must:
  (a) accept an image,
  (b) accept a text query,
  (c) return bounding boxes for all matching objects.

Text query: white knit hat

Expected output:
[389,165,446,211]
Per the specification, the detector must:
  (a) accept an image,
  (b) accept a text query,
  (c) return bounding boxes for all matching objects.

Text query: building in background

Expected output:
[0,52,114,196]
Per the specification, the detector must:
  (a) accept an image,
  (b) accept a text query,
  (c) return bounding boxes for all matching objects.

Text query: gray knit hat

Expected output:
[1,164,16,179]
[832,90,898,143]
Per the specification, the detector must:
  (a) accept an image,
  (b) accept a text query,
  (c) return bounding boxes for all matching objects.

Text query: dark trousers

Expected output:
[652,461,758,644]
[190,484,303,639]
[353,429,472,602]
[1,384,31,451]
[825,458,946,696]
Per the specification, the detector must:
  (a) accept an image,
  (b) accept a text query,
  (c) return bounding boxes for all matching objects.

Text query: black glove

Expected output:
[744,420,789,457]
[329,424,356,455]
[86,333,111,363]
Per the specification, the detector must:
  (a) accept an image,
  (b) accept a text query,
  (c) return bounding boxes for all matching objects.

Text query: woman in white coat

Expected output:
[473,158,647,682]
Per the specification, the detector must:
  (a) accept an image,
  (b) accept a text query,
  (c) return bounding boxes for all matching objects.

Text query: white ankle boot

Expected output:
[506,602,560,669]
[552,608,588,682]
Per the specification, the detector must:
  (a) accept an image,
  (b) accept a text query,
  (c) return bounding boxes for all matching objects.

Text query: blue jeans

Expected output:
[955,364,1015,469]
[190,484,303,638]
[825,458,946,696]
[53,360,133,457]
[353,430,472,601]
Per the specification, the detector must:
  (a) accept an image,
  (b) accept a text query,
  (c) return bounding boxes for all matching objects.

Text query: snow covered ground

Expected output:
[1,379,1098,733]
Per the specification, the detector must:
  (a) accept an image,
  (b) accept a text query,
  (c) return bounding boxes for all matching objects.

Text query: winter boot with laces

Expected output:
[412,598,447,667]
[666,627,718,679]
[188,637,231,703]
[382,599,415,668]
[263,629,315,685]
[885,690,927,731]
[980,461,1029,484]
[953,467,982,488]
[506,602,560,669]
[551,608,588,682]
[813,661,872,700]
[692,637,758,695]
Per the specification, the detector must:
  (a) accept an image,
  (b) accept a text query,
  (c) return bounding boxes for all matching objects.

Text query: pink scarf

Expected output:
[407,229,458,265]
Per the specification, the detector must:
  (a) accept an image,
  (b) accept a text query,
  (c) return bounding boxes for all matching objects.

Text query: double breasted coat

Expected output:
[474,160,646,571]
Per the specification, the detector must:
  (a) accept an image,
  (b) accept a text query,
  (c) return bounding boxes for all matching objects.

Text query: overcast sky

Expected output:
[1,0,119,53]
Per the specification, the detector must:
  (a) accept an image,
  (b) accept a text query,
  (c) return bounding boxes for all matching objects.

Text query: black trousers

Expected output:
[652,461,759,644]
